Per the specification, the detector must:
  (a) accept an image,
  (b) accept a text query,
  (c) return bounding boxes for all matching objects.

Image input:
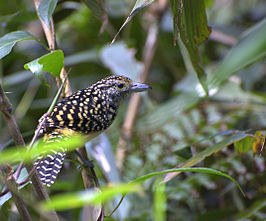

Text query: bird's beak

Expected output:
[130,82,152,92]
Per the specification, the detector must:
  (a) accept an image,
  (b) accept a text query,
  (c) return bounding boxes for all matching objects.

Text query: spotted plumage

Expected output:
[35,75,151,186]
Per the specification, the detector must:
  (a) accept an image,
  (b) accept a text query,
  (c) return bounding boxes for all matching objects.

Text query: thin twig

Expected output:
[106,195,125,217]
[210,29,237,46]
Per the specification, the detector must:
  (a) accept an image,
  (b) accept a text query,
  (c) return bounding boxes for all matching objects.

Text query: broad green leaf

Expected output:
[234,136,254,153]
[38,0,58,30]
[111,0,154,44]
[0,134,85,164]
[209,18,266,90]
[24,50,64,84]
[0,31,45,60]
[132,167,245,196]
[153,179,166,221]
[41,183,141,211]
[169,0,211,94]
[164,133,248,182]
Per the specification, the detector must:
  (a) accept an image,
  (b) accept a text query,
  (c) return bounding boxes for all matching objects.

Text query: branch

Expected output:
[75,147,104,220]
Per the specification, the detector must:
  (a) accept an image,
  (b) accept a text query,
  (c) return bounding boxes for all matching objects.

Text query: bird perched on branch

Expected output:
[35,75,151,187]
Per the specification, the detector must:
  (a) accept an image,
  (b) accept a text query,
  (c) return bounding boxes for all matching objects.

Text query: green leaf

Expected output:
[209,18,266,90]
[111,0,154,44]
[132,167,245,197]
[24,50,64,85]
[164,133,248,183]
[169,0,211,94]
[234,136,254,153]
[41,183,141,211]
[0,134,85,164]
[37,0,58,30]
[0,31,44,60]
[153,179,166,221]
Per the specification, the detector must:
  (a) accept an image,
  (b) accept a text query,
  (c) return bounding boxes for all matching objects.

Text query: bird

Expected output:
[35,75,151,187]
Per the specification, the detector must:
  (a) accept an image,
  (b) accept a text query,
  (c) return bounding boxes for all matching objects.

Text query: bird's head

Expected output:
[93,75,151,105]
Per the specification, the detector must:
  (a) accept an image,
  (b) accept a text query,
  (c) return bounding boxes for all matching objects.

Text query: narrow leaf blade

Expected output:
[170,0,211,94]
[209,18,266,90]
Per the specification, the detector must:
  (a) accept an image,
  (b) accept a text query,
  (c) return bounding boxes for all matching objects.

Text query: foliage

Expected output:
[0,0,265,220]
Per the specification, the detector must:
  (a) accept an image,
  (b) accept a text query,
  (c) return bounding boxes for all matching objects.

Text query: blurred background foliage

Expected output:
[0,0,265,220]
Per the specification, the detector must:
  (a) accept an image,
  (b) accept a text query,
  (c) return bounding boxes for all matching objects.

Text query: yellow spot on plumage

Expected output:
[56,115,62,121]
[67,113,73,120]
[78,112,83,119]
[68,122,73,127]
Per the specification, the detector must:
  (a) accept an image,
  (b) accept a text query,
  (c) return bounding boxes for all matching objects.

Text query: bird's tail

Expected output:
[35,130,67,187]
[35,150,66,187]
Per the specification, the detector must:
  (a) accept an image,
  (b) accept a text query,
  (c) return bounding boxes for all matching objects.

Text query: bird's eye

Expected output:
[117,83,124,89]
